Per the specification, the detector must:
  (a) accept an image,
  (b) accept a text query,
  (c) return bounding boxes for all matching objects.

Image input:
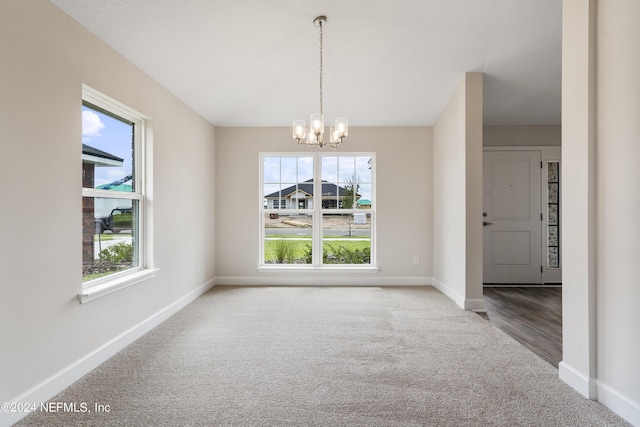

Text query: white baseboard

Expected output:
[558,361,598,399]
[215,276,432,287]
[431,278,484,311]
[597,380,640,426]
[464,298,486,312]
[432,278,464,308]
[2,279,215,427]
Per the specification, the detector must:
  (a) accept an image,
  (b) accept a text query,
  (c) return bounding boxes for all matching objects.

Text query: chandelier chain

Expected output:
[319,19,323,115]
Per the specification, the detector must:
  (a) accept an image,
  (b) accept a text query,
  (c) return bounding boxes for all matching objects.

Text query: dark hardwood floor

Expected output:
[478,286,562,367]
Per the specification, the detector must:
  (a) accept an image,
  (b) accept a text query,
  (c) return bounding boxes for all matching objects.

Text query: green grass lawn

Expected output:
[93,233,124,242]
[82,271,113,282]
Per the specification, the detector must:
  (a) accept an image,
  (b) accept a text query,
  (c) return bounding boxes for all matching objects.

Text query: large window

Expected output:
[82,87,147,289]
[260,153,375,267]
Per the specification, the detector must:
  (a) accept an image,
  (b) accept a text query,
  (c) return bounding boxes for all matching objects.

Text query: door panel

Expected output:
[492,160,531,220]
[492,231,531,266]
[483,151,542,284]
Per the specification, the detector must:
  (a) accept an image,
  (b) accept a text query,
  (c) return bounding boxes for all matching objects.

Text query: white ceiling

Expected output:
[50,0,562,127]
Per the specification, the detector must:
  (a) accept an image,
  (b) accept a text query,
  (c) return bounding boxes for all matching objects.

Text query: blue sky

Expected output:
[82,105,134,188]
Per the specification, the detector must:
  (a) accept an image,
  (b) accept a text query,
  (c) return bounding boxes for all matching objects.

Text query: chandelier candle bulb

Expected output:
[335,117,348,136]
[293,120,306,141]
[311,114,324,133]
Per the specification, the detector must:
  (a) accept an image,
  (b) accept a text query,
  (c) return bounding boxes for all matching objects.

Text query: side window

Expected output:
[81,88,145,286]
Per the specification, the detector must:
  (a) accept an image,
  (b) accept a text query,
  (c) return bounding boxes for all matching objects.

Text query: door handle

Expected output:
[483,221,493,226]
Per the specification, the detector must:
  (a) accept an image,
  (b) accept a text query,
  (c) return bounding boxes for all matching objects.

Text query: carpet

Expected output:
[16,286,630,426]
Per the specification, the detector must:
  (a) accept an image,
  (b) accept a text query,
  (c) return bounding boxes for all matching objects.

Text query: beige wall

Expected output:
[432,73,484,310]
[594,0,640,420]
[215,127,432,284]
[560,0,598,399]
[562,0,640,424]
[0,0,216,408]
[484,125,561,146]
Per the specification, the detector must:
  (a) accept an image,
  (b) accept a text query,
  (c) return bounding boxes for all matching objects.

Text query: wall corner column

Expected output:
[559,0,597,399]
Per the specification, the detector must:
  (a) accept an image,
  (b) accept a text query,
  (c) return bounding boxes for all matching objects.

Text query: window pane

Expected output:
[547,161,560,269]
[322,156,338,183]
[83,197,139,282]
[356,156,372,183]
[82,103,135,192]
[322,213,371,264]
[281,157,297,182]
[338,156,355,183]
[321,182,339,209]
[263,157,280,183]
[298,157,313,182]
[264,213,312,264]
[356,184,372,210]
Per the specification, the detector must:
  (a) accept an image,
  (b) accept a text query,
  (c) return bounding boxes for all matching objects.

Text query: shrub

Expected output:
[324,244,370,264]
[98,241,133,264]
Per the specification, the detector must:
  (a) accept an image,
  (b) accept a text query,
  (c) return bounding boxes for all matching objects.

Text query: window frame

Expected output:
[259,152,377,271]
[80,85,155,302]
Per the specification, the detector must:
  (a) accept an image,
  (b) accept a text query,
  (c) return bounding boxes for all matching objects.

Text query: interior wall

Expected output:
[560,0,598,399]
[214,126,432,284]
[594,0,640,422]
[562,0,640,424]
[484,125,561,146]
[0,0,216,407]
[432,72,484,310]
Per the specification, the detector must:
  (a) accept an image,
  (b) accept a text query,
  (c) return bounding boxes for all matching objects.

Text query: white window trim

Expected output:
[259,152,377,271]
[80,85,154,302]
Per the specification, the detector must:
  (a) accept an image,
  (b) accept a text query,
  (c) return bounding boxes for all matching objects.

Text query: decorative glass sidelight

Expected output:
[547,161,560,268]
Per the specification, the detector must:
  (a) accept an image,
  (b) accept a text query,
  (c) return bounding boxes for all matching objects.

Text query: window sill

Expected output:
[79,268,158,304]
[257,265,379,274]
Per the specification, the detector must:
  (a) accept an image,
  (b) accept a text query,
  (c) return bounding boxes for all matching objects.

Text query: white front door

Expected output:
[483,151,542,284]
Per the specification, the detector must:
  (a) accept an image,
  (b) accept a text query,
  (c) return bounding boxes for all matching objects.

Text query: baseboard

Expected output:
[431,278,485,311]
[2,279,216,427]
[215,276,432,287]
[558,361,597,400]
[431,278,465,309]
[597,380,640,426]
[464,298,486,312]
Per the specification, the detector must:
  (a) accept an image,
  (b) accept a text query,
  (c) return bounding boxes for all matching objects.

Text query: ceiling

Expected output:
[50,0,562,127]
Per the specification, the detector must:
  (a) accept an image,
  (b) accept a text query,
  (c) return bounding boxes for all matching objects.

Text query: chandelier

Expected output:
[293,16,348,148]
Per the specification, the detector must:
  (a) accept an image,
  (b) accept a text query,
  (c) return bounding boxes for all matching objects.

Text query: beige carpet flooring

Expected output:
[16,286,630,426]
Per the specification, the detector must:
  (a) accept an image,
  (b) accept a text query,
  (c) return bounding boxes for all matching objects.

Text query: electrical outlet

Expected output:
[196,263,201,274]
[413,257,420,265]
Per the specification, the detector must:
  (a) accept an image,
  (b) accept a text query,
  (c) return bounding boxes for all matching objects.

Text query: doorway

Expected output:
[482,147,561,285]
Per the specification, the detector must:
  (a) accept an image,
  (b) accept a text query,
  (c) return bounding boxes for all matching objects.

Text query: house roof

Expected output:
[82,144,124,167]
[265,179,348,199]
[82,144,123,162]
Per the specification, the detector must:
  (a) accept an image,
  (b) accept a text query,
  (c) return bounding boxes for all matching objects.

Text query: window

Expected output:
[81,86,150,295]
[260,153,375,267]
[546,161,560,269]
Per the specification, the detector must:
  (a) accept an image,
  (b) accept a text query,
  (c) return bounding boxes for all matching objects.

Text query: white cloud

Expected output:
[82,110,105,142]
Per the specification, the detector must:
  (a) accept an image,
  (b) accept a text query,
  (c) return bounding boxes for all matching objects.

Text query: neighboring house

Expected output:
[264,179,359,209]
[356,199,371,209]
[81,144,124,263]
